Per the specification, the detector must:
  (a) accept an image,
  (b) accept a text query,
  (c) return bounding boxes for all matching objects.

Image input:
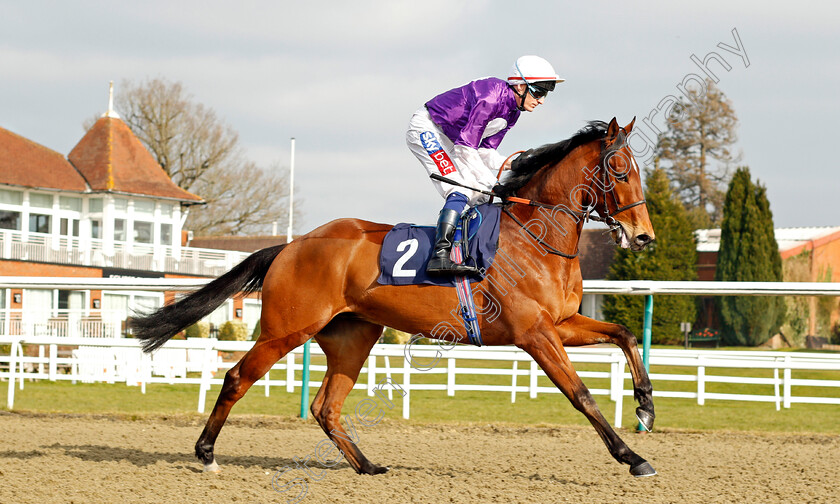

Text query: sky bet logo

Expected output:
[420,131,456,176]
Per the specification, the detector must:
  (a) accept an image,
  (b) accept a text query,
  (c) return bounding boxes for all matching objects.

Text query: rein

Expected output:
[492,139,646,257]
[430,129,647,258]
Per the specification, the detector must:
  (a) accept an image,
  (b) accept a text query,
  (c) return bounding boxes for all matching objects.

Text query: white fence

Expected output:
[2,337,839,427]
[2,277,839,428]
[2,309,124,339]
[0,229,250,276]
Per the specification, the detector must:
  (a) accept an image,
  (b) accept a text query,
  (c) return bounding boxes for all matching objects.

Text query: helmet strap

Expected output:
[512,60,532,111]
[512,84,527,111]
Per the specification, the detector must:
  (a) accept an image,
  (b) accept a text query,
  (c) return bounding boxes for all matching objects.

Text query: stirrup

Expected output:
[426,255,478,276]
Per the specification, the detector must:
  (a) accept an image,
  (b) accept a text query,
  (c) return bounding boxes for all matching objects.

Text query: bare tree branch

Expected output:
[84,78,301,236]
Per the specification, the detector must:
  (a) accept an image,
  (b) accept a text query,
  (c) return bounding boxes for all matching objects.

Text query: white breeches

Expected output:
[406,108,496,206]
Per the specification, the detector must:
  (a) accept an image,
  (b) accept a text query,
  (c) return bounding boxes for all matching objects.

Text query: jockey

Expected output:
[406,55,564,276]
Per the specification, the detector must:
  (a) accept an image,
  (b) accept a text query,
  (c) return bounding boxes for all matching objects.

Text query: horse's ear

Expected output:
[624,117,636,134]
[606,117,620,144]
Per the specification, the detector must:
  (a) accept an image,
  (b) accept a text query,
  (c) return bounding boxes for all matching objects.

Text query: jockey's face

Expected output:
[513,84,545,112]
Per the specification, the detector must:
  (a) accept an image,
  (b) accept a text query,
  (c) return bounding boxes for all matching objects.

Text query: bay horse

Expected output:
[132,117,658,478]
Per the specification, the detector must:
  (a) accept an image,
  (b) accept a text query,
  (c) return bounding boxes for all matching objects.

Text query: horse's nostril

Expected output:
[636,234,652,245]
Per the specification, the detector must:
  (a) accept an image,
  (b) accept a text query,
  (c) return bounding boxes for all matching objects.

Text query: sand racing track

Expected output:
[0,411,837,503]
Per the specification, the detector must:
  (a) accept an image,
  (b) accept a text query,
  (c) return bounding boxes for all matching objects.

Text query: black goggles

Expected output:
[527,81,555,99]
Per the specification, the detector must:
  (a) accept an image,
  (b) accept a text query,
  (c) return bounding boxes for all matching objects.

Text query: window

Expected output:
[133,295,161,314]
[160,223,172,245]
[103,292,162,330]
[89,198,103,213]
[134,221,153,244]
[160,203,173,218]
[29,214,50,233]
[114,198,128,212]
[0,189,23,205]
[114,219,126,241]
[30,193,53,208]
[60,218,80,237]
[59,196,82,212]
[203,301,232,329]
[134,200,155,216]
[0,211,21,230]
[243,301,262,335]
[91,219,102,239]
[58,290,85,311]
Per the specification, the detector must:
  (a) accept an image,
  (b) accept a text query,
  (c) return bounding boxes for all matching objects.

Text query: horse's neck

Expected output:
[507,146,596,253]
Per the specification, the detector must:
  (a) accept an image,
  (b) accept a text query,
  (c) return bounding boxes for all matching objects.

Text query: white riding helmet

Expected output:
[507,55,564,98]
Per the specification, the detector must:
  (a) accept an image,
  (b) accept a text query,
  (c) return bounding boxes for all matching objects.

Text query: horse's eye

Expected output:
[614,170,629,182]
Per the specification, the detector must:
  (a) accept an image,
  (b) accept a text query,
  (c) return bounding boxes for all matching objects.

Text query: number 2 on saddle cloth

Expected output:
[377,204,502,346]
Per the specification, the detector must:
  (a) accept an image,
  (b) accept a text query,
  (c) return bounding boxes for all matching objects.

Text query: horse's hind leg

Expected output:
[519,314,656,477]
[310,316,387,475]
[195,328,312,472]
[555,313,655,431]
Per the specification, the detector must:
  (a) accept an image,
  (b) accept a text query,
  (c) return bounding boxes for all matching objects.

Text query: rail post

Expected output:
[299,340,311,418]
[6,339,18,409]
[637,294,653,432]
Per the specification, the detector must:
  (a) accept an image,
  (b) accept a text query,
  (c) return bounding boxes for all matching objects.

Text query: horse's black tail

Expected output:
[132,244,286,353]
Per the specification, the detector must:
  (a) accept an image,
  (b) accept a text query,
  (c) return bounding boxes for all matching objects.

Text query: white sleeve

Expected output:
[453,145,501,191]
[478,148,507,178]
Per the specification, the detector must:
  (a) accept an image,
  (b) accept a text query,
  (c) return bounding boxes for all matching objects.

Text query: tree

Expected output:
[780,250,812,347]
[656,78,740,228]
[88,78,296,235]
[601,168,697,345]
[715,167,785,346]
[186,160,297,236]
[116,79,240,191]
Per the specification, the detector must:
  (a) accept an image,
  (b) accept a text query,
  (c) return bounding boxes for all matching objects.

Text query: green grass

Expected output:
[4,352,839,434]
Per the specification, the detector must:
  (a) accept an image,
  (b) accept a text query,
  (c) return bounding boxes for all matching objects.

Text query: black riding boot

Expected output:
[426,208,478,276]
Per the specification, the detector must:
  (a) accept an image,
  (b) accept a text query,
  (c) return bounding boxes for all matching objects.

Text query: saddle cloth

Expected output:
[377,203,501,287]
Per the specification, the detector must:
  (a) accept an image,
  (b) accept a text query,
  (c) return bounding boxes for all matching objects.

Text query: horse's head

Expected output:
[500,117,655,252]
[595,117,655,251]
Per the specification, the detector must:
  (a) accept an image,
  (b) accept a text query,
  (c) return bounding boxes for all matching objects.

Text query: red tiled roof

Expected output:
[68,117,203,203]
[0,126,88,192]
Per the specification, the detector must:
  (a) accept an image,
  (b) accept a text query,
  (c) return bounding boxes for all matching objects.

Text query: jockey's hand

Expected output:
[491,184,507,198]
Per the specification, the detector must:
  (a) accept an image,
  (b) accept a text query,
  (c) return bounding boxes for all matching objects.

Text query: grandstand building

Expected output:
[0,101,261,338]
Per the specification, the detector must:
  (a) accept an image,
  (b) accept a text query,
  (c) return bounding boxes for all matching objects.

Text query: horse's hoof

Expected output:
[636,408,655,432]
[203,460,221,473]
[630,461,657,477]
[361,464,389,475]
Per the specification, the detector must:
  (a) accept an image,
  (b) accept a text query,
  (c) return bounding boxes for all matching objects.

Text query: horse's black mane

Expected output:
[496,120,609,198]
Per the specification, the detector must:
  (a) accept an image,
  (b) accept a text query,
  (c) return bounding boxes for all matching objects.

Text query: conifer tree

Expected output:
[602,168,697,344]
[656,79,740,228]
[715,167,785,346]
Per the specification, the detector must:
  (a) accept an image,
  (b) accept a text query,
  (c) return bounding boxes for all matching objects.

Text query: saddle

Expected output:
[377,203,501,287]
[377,204,501,346]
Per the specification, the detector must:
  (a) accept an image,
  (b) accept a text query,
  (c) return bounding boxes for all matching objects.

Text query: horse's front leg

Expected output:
[555,313,654,431]
[518,313,656,477]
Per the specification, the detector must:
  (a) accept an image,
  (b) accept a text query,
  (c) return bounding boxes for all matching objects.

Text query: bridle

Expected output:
[500,130,647,257]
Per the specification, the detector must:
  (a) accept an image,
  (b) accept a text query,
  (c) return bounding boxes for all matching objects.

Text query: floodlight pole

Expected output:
[287,138,295,245]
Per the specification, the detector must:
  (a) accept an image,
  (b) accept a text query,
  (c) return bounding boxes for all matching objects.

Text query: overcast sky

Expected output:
[2,1,838,234]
